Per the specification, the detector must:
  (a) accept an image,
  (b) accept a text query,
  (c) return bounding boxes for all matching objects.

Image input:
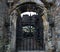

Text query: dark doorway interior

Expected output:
[16,14,44,51]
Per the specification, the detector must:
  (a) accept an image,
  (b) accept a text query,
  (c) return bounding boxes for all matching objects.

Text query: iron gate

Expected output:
[16,13,44,51]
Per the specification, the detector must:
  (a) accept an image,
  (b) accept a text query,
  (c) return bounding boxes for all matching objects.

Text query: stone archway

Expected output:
[9,1,47,50]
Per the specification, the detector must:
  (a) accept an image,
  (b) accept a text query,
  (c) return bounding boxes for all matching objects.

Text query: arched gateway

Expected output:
[16,2,45,52]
